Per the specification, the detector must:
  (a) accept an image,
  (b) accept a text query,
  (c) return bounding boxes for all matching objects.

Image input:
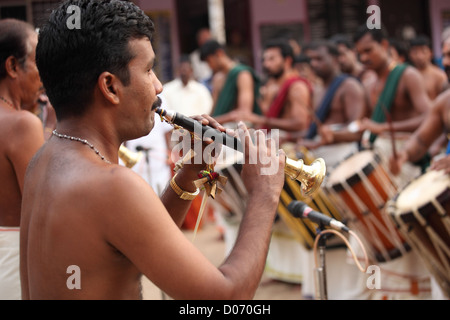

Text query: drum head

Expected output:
[327,150,375,186]
[395,170,450,214]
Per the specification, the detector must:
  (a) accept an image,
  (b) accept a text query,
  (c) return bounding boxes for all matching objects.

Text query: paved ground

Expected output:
[141,221,303,300]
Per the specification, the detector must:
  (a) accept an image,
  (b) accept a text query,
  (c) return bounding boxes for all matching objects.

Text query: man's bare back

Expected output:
[21,144,146,299]
[419,65,448,100]
[0,109,43,227]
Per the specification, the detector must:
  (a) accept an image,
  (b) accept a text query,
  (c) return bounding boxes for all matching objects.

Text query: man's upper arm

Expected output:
[236,70,255,113]
[8,112,44,192]
[342,79,368,122]
[416,92,448,146]
[405,67,432,113]
[101,169,227,299]
[288,81,311,127]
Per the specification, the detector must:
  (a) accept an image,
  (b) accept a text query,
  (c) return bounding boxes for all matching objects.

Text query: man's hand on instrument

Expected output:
[175,114,226,175]
[359,118,388,135]
[430,155,450,174]
[224,110,263,127]
[296,137,322,150]
[389,150,408,176]
[318,125,334,145]
[236,122,286,199]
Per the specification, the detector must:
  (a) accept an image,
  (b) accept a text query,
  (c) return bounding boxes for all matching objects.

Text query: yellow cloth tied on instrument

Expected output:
[194,169,228,199]
[191,162,229,242]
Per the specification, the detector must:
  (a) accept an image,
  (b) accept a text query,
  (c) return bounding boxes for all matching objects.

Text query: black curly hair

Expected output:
[36,0,155,120]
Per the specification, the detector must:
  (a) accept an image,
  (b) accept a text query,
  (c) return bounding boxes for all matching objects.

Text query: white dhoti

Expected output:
[0,227,21,300]
[264,220,309,285]
[218,214,309,287]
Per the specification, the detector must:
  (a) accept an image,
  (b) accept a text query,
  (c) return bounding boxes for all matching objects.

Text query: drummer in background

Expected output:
[300,40,369,169]
[240,39,313,134]
[238,38,313,293]
[292,40,370,300]
[353,25,432,190]
[408,35,449,158]
[391,35,450,176]
[408,35,448,101]
[389,37,450,300]
[349,25,435,300]
[199,40,262,126]
[330,34,377,88]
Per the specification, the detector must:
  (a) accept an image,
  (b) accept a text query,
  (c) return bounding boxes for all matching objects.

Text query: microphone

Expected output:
[136,146,152,152]
[287,201,349,232]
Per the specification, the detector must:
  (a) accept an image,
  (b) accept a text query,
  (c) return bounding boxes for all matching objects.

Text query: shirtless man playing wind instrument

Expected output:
[20,0,286,300]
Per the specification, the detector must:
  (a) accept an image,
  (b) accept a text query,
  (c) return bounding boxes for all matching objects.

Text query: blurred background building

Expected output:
[1,0,449,81]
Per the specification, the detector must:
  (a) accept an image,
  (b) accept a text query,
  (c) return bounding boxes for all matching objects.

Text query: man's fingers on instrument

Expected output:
[197,114,226,132]
[255,130,268,155]
[191,115,210,126]
[237,122,253,161]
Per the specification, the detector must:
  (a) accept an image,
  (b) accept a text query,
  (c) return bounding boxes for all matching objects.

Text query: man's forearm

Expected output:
[160,168,200,227]
[218,191,280,298]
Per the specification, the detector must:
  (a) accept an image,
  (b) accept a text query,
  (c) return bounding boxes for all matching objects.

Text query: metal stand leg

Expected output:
[314,225,329,300]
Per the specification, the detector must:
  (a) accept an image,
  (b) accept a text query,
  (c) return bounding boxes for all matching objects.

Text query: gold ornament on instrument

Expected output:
[119,145,143,169]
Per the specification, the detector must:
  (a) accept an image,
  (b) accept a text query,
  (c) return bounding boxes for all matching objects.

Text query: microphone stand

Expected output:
[136,146,153,187]
[314,223,329,300]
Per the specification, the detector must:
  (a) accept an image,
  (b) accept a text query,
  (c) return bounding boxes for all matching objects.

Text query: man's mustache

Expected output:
[152,97,162,111]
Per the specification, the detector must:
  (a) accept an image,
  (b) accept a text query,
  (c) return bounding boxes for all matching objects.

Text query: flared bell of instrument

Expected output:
[285,157,326,197]
[119,145,143,169]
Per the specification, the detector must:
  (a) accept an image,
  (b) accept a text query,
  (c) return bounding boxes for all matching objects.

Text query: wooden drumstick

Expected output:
[381,104,398,160]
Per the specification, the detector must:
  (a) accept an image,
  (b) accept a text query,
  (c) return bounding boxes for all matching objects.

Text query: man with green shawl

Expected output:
[354,26,432,187]
[350,25,434,301]
[200,40,262,125]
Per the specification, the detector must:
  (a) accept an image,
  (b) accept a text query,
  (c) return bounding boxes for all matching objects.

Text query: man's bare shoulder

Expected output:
[0,109,42,133]
[87,164,156,202]
[430,64,447,78]
[0,110,44,159]
[401,65,424,83]
[32,160,161,235]
[399,65,428,96]
[341,76,364,91]
[433,88,450,111]
[236,69,254,84]
[289,79,311,97]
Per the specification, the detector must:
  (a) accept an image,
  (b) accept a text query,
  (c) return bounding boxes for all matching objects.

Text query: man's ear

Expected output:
[381,39,390,51]
[4,56,19,79]
[98,72,120,105]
